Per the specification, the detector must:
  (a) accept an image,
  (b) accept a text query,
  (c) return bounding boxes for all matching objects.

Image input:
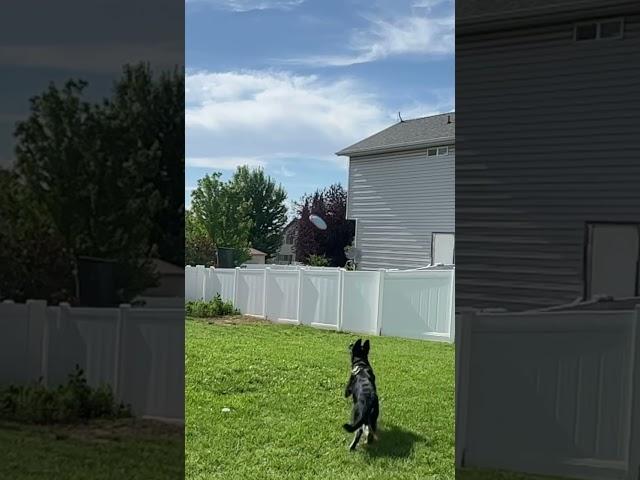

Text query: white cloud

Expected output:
[284,13,453,66]
[412,0,451,9]
[278,164,296,178]
[186,70,390,163]
[185,69,450,192]
[186,0,304,11]
[186,156,266,170]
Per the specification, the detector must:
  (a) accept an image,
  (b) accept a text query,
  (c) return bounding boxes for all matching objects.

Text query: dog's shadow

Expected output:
[363,424,427,459]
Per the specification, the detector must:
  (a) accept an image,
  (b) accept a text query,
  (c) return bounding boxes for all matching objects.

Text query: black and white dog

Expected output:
[343,338,379,450]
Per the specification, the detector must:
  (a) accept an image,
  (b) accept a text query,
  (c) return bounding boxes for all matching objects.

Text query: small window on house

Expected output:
[437,146,448,156]
[285,233,294,245]
[600,19,623,39]
[448,145,455,154]
[427,148,437,156]
[575,23,597,41]
[575,18,624,41]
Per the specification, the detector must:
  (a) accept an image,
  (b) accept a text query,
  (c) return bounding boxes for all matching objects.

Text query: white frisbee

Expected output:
[309,214,327,230]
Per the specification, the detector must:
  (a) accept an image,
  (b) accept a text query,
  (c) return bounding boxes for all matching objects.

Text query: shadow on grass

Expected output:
[363,423,427,459]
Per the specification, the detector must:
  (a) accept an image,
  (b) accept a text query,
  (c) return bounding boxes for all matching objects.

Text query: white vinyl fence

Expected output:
[456,308,640,480]
[0,300,184,421]
[186,265,455,342]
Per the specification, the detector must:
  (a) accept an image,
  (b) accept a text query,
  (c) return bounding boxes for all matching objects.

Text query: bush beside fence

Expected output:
[185,265,455,343]
[0,300,184,421]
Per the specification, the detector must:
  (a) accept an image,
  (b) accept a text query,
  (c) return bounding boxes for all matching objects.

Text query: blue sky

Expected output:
[186,0,454,212]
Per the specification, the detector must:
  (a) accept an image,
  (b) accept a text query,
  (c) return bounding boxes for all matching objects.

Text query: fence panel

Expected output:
[265,269,299,324]
[457,310,639,480]
[185,265,198,300]
[185,265,455,342]
[380,270,454,342]
[45,305,120,389]
[214,268,236,302]
[0,301,185,421]
[340,272,380,335]
[118,308,184,419]
[299,270,341,329]
[236,269,265,316]
[0,302,31,384]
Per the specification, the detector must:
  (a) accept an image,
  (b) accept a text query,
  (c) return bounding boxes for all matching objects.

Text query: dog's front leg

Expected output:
[344,376,354,398]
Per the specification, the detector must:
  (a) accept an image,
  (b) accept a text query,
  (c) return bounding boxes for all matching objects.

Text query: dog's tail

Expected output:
[342,419,365,433]
[342,404,369,432]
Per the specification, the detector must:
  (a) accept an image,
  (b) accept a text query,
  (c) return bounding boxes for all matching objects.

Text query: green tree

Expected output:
[190,173,252,265]
[11,65,186,303]
[0,169,73,303]
[185,210,216,267]
[229,166,287,260]
[107,64,185,267]
[306,254,330,267]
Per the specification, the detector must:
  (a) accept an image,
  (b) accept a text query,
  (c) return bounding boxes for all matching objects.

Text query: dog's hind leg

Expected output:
[368,402,379,442]
[364,424,374,444]
[349,426,363,450]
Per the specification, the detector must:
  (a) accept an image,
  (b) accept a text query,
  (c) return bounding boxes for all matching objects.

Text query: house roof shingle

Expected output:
[336,112,455,157]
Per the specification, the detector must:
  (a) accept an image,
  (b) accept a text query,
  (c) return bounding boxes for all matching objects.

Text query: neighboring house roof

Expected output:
[336,112,455,157]
[152,259,184,276]
[283,219,298,232]
[250,248,266,256]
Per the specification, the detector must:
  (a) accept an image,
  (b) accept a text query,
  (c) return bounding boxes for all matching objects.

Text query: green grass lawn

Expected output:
[0,418,184,479]
[186,316,454,480]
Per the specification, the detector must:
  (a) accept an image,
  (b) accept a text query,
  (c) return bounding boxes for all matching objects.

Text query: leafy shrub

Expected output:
[306,254,330,267]
[0,365,130,424]
[186,294,239,318]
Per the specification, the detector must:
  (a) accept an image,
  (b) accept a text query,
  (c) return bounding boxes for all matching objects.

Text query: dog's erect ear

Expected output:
[352,338,362,353]
[363,339,370,356]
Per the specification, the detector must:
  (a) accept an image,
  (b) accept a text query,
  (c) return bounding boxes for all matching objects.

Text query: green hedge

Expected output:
[186,294,240,318]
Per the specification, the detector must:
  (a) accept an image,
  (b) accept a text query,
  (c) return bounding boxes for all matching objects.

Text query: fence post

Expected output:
[296,268,304,324]
[337,269,345,332]
[25,299,47,382]
[449,269,456,343]
[195,265,205,300]
[375,269,386,336]
[628,305,640,480]
[263,268,269,318]
[202,267,208,301]
[113,304,129,399]
[455,310,474,468]
[233,267,240,307]
[49,302,71,388]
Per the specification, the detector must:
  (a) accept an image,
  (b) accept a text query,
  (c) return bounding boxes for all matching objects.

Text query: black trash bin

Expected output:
[217,247,235,268]
[77,256,116,307]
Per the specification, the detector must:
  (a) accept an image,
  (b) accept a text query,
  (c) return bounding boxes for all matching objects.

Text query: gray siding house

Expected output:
[275,219,297,264]
[337,113,455,270]
[457,1,640,311]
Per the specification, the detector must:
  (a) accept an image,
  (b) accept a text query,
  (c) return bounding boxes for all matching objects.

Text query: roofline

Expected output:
[458,0,639,35]
[336,135,455,158]
[283,218,298,230]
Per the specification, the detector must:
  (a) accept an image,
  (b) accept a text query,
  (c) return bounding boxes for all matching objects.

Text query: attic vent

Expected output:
[574,18,623,41]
